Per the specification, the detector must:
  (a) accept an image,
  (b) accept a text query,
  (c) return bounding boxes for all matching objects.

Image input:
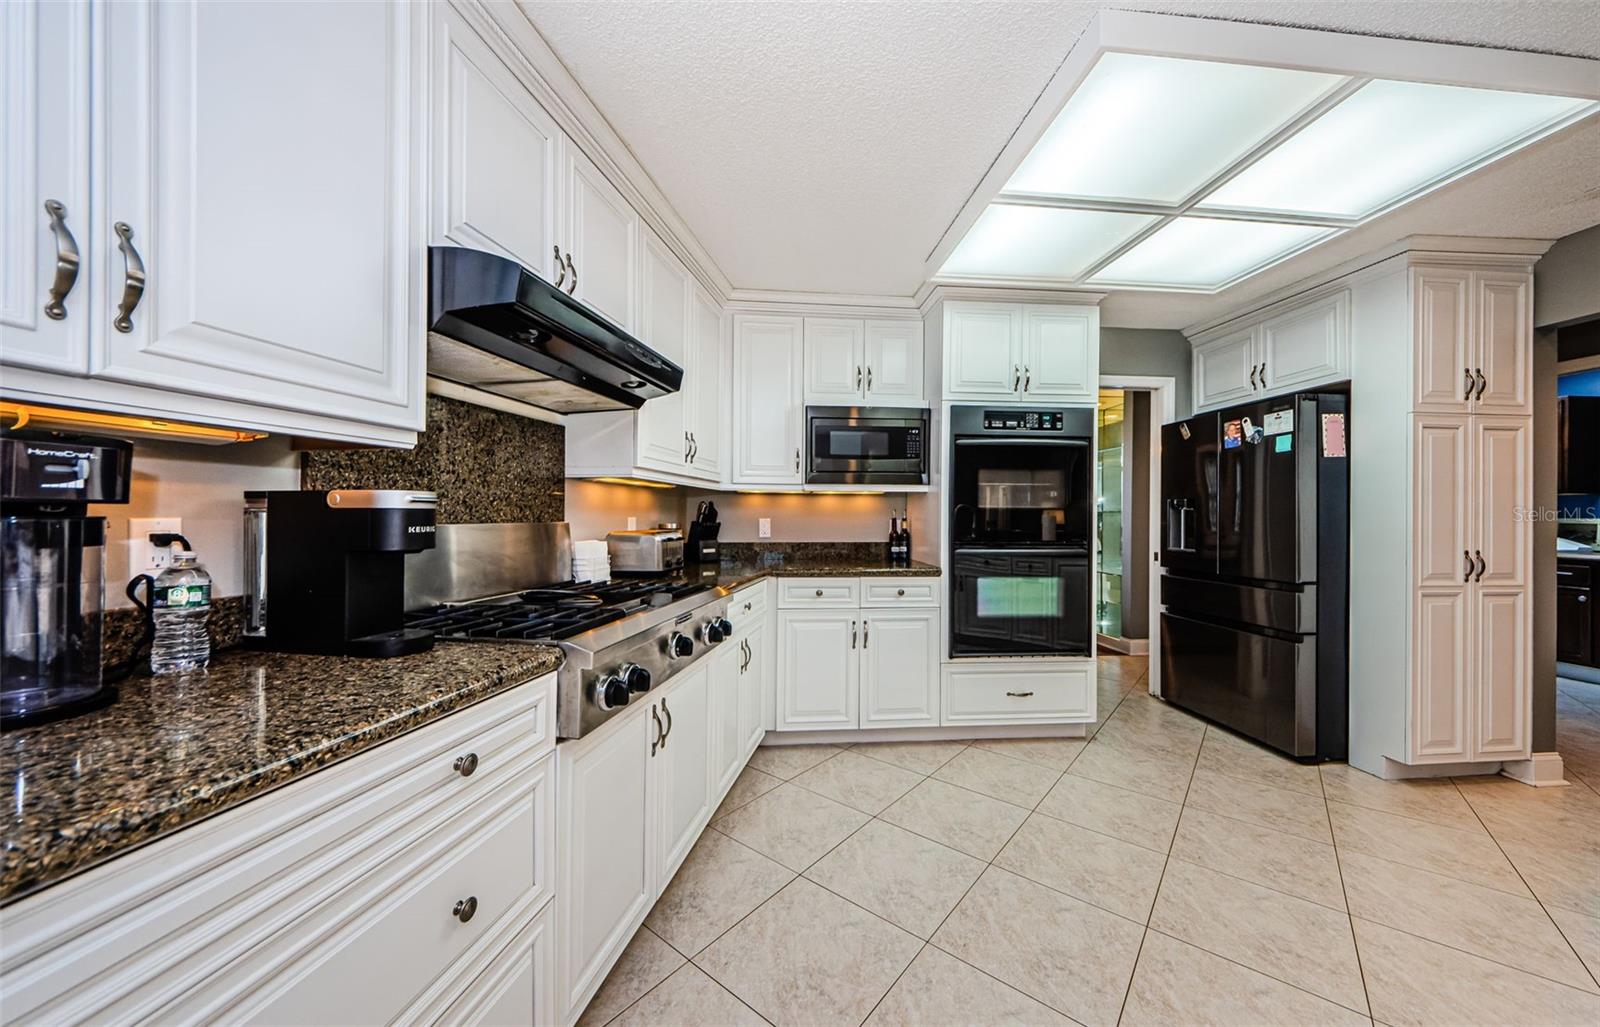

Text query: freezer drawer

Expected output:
[1161,574,1317,634]
[1159,611,1319,759]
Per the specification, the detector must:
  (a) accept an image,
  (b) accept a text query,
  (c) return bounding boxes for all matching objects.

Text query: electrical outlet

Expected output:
[626,516,637,530]
[758,517,771,539]
[128,517,183,579]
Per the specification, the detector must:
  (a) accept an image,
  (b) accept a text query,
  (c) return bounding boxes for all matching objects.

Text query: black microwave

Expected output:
[805,406,929,485]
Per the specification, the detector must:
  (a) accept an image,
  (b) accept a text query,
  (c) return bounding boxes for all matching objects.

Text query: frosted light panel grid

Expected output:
[1202,79,1597,218]
[1088,218,1337,290]
[1005,53,1345,204]
[940,204,1157,279]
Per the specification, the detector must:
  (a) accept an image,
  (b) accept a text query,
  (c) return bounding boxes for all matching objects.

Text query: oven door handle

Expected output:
[953,437,1089,447]
[953,547,1089,558]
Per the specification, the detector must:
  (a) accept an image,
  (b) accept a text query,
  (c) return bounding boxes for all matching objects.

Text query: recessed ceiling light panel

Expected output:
[1087,217,1339,290]
[940,204,1157,280]
[1004,53,1346,205]
[1201,79,1597,218]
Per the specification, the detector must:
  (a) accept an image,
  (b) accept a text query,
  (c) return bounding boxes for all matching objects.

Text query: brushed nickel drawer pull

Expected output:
[815,589,823,597]
[1005,690,1034,698]
[43,200,80,320]
[112,222,145,333]
[896,588,905,596]
[452,896,478,923]
[453,752,478,777]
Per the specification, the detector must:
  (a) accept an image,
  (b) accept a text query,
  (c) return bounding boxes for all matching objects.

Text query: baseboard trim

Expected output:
[1097,635,1150,656]
[1501,752,1569,787]
[760,723,1090,746]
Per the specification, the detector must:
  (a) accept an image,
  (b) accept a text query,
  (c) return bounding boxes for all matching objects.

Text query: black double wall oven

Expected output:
[948,405,1095,657]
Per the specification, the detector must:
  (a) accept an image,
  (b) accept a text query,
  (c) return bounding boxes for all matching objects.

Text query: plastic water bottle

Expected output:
[150,550,213,674]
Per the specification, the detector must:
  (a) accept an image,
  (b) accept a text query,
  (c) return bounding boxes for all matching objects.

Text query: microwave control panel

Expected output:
[981,410,1065,431]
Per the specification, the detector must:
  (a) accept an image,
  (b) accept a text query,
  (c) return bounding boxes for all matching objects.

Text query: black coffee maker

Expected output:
[1,430,133,728]
[251,490,438,657]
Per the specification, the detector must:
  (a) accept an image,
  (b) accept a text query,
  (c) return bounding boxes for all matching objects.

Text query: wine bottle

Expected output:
[887,516,899,564]
[899,516,913,565]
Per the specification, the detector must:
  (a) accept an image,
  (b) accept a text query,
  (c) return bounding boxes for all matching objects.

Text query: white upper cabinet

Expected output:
[1,0,91,375]
[1410,267,1532,417]
[1021,307,1095,400]
[565,146,638,333]
[1472,272,1531,416]
[1190,287,1351,411]
[689,284,724,480]
[862,319,924,403]
[943,301,1097,403]
[944,303,1022,398]
[635,227,692,474]
[803,318,866,404]
[732,315,804,484]
[1411,268,1472,412]
[431,2,562,283]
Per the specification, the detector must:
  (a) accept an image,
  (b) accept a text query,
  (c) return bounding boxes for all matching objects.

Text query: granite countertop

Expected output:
[687,542,941,590]
[1,642,561,905]
[1558,550,1600,563]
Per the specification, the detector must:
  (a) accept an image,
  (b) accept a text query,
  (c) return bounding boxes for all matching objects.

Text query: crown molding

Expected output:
[458,0,735,302]
[915,282,1108,315]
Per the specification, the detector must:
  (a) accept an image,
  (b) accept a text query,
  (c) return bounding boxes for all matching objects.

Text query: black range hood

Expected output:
[427,246,682,413]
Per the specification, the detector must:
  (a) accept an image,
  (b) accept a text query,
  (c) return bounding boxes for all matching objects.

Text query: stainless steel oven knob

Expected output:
[592,674,630,711]
[621,663,652,693]
[714,617,734,638]
[667,631,694,659]
[700,620,726,644]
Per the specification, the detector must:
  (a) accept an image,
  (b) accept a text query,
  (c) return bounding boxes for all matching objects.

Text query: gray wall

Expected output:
[1123,390,1152,639]
[1100,327,1192,418]
[1534,223,1600,329]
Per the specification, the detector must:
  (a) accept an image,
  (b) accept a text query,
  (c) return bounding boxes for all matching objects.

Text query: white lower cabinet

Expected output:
[739,620,770,755]
[654,665,712,885]
[776,577,939,732]
[942,664,1094,725]
[711,640,745,798]
[435,900,555,1027]
[0,675,557,1027]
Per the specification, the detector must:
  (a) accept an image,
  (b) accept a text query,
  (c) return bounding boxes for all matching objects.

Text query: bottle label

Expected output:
[154,583,211,609]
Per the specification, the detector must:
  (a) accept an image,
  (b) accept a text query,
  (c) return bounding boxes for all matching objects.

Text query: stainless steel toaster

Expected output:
[606,528,685,574]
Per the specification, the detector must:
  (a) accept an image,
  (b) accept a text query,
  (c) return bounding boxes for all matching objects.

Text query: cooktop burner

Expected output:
[405,577,713,643]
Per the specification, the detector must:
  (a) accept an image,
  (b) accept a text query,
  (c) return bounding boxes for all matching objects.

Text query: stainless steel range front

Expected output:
[404,522,734,739]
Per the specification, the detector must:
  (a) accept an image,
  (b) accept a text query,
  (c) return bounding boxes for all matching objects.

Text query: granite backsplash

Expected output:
[717,541,896,566]
[300,395,564,524]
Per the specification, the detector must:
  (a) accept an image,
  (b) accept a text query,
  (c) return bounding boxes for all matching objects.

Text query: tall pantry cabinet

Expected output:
[1347,246,1542,778]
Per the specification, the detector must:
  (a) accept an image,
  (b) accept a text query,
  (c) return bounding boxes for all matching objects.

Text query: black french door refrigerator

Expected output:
[1159,392,1349,760]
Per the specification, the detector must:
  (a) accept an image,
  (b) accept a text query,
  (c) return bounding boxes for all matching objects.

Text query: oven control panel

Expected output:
[982,410,1065,431]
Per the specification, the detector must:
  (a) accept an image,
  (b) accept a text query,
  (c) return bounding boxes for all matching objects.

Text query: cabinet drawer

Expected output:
[941,665,1093,725]
[778,577,860,609]
[727,580,770,632]
[234,752,551,1026]
[0,675,555,1026]
[860,577,939,607]
[1557,562,1593,588]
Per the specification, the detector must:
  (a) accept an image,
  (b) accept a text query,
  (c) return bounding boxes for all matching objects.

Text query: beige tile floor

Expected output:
[580,656,1600,1027]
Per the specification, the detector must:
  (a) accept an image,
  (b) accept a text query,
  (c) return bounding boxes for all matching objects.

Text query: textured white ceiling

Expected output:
[521,1,1600,327]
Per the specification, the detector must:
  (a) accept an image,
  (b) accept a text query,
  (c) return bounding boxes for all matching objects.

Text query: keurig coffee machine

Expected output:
[253,490,438,657]
[1,430,133,728]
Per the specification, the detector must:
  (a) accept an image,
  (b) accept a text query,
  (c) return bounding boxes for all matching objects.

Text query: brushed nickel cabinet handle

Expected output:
[1250,364,1260,390]
[867,366,873,391]
[1006,690,1034,698]
[112,222,145,333]
[564,251,577,295]
[1023,365,1031,392]
[553,245,565,289]
[650,705,663,756]
[660,696,672,747]
[1463,368,1473,401]
[863,621,869,648]
[856,366,863,390]
[1474,550,1486,582]
[1260,361,1266,386]
[43,200,80,320]
[1474,368,1487,401]
[452,752,479,777]
[795,448,800,472]
[851,620,857,648]
[1464,549,1472,583]
[1013,365,1021,391]
[452,896,478,923]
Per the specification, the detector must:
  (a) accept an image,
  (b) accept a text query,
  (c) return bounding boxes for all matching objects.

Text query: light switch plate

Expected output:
[758,517,771,539]
[626,516,637,530]
[128,517,183,579]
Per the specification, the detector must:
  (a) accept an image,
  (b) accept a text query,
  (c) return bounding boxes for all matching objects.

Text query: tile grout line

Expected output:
[1447,775,1600,995]
[1113,721,1206,1026]
[1325,764,1379,1022]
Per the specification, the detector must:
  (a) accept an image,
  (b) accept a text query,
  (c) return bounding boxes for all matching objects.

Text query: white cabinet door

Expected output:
[804,318,865,404]
[1021,307,1096,401]
[1260,290,1348,393]
[1472,271,1531,416]
[438,899,554,1027]
[732,315,804,484]
[1472,587,1529,760]
[654,667,712,885]
[1472,417,1529,590]
[689,285,724,481]
[710,643,743,800]
[860,610,938,728]
[777,611,858,730]
[739,621,768,756]
[96,0,425,430]
[1410,588,1470,762]
[1193,328,1258,411]
[557,706,654,1022]
[1411,267,1472,413]
[566,145,637,332]
[0,0,91,374]
[635,228,691,474]
[944,302,1021,399]
[431,3,563,283]
[863,319,924,404]
[1412,415,1470,589]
